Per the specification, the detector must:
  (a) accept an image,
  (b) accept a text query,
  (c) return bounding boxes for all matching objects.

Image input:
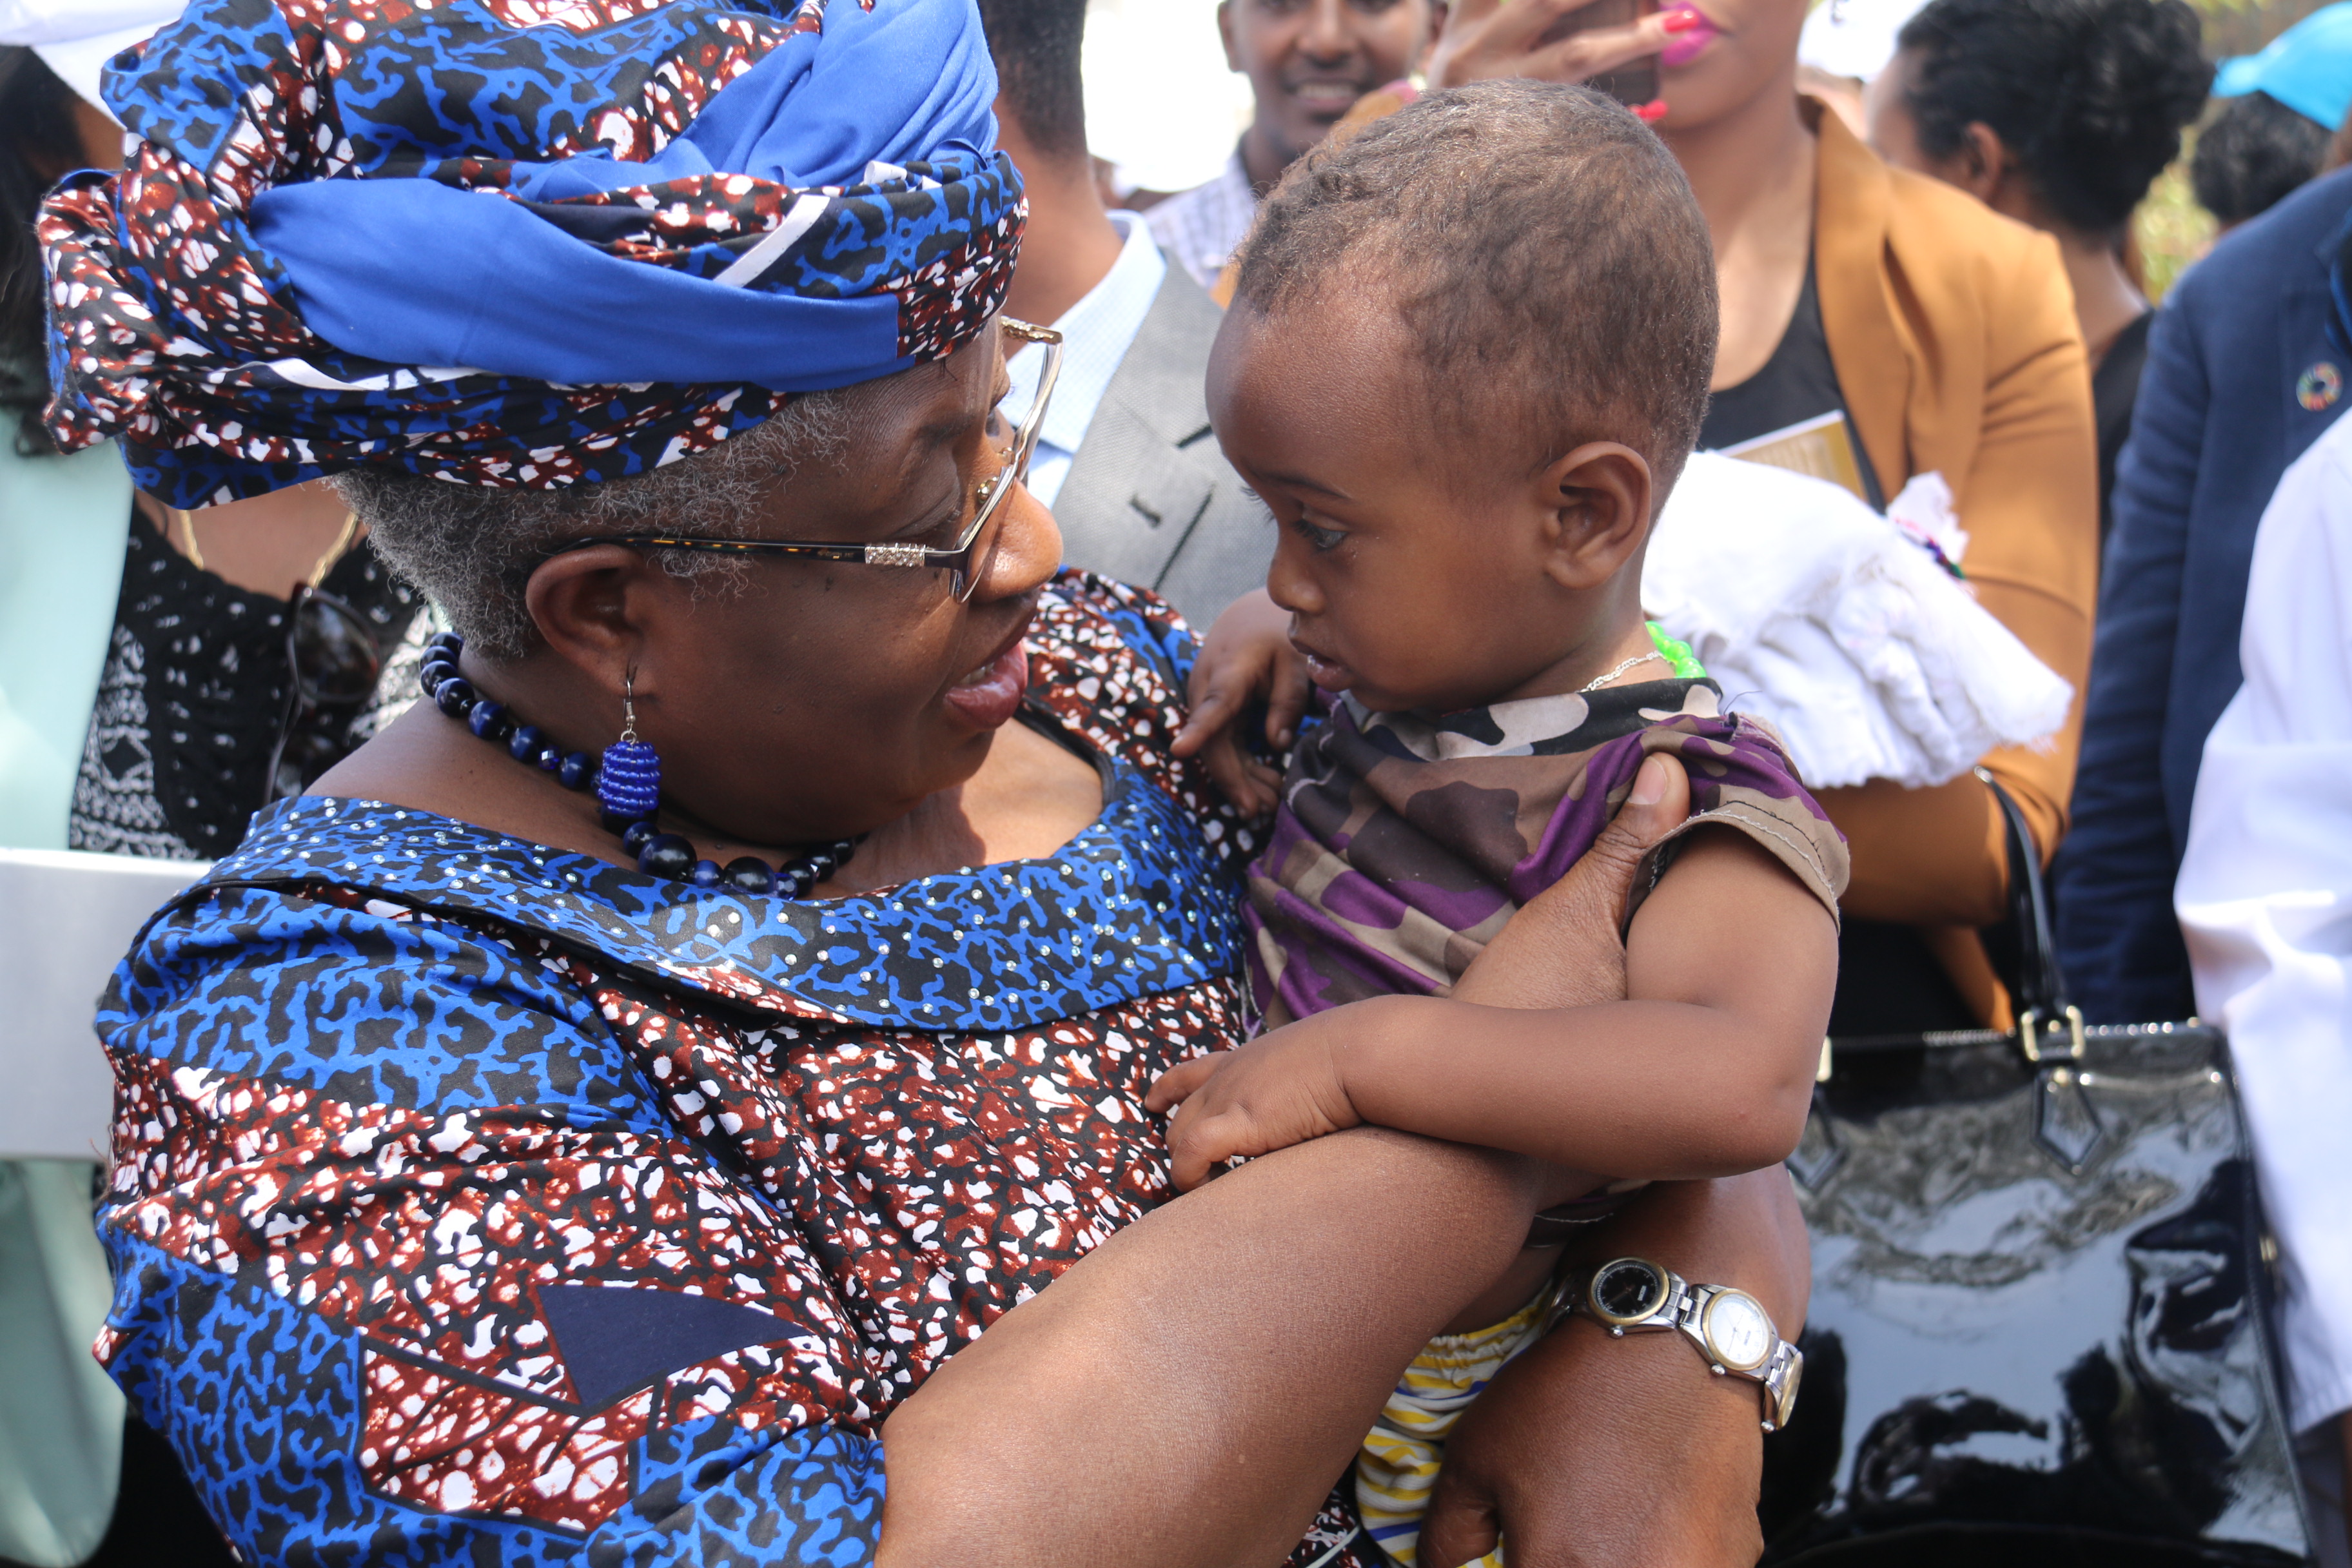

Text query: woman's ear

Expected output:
[1536,442,1653,591]
[1954,121,2014,206]
[520,544,654,698]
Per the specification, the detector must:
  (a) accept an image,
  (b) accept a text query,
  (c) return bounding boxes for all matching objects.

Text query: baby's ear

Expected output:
[1540,442,1654,589]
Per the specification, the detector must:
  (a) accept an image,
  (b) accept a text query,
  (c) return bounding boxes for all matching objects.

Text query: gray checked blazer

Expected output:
[1050,263,1271,631]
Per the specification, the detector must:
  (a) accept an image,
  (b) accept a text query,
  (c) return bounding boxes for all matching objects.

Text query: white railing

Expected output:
[0,848,207,1161]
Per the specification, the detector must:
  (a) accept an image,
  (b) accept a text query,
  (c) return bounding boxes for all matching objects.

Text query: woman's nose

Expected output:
[976,478,1063,603]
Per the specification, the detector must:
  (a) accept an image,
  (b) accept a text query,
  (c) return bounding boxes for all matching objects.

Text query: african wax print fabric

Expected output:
[90,573,1377,1568]
[1246,680,1848,1029]
[41,0,1024,506]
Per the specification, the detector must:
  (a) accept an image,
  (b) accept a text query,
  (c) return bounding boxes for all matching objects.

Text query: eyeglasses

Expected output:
[549,317,1065,605]
[262,514,383,803]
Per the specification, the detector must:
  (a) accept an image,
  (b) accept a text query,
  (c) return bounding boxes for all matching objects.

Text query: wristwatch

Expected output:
[1563,1256,1803,1433]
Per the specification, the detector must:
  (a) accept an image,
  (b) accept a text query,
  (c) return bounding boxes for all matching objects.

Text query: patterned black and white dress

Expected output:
[68,507,420,860]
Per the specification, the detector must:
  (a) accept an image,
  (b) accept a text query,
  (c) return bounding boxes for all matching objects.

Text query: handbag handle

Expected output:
[1792,776,2108,1184]
[1975,769,2105,1170]
[1974,767,2072,1028]
[1799,777,2113,1180]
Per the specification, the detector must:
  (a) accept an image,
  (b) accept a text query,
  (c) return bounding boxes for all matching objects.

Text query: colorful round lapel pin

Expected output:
[2298,362,2343,413]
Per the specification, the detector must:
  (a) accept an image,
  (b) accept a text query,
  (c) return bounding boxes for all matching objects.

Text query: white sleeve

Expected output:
[2175,420,2352,1435]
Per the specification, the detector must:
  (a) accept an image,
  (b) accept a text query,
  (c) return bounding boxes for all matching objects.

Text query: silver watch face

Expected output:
[1703,1289,1774,1372]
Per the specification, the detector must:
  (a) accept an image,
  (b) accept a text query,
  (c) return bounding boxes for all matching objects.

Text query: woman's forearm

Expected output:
[1573,1168,1811,1324]
[877,1127,1547,1568]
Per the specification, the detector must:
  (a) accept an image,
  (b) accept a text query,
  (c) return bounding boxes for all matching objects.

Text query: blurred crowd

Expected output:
[1,0,2349,1563]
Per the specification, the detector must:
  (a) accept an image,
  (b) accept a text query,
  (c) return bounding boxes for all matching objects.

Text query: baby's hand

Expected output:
[1171,589,1311,818]
[1145,1025,1360,1190]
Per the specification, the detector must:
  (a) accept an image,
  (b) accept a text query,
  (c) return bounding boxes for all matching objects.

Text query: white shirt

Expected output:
[2175,411,2352,1435]
[1001,208,1168,509]
[1143,150,1257,293]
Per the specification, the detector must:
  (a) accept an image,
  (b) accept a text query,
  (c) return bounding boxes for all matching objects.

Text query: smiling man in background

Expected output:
[1147,0,1431,293]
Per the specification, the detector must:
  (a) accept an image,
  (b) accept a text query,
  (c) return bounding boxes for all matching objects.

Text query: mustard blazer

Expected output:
[1806,103,2099,1023]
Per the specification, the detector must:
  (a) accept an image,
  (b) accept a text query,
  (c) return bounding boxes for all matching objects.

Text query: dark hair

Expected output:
[346,387,860,659]
[2190,90,2329,226]
[1230,79,1718,495]
[1,47,84,454]
[1898,0,2211,235]
[974,0,1088,161]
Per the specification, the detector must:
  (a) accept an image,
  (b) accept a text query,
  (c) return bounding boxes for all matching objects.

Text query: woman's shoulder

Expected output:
[1031,569,1201,694]
[1880,164,2063,285]
[1026,569,1260,866]
[103,862,654,1135]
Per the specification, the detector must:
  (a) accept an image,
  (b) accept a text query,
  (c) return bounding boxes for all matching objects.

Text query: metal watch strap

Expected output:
[1567,1258,1804,1433]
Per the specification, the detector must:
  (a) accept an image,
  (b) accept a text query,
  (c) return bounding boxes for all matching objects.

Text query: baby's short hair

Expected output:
[1230,79,1718,498]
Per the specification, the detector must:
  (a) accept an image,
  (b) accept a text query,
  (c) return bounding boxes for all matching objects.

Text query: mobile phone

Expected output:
[1536,0,1661,109]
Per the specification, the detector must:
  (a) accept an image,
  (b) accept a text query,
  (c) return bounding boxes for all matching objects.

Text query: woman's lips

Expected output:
[1660,10,1720,68]
[941,633,1030,730]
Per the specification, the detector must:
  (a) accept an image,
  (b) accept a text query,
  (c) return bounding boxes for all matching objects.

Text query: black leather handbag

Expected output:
[1759,776,2315,1567]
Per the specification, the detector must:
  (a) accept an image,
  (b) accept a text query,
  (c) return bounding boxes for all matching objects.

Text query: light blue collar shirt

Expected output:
[1001,208,1169,509]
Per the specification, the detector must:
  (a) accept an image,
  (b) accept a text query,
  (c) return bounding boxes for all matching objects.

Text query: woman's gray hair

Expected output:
[338,387,859,660]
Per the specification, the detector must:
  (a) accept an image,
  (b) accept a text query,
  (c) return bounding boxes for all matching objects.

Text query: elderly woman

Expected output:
[49,1,1805,1563]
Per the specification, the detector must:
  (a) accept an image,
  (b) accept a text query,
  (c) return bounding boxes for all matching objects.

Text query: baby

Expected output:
[1149,81,1848,1567]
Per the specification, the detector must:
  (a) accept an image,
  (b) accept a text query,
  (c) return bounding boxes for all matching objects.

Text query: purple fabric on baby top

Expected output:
[1242,678,1848,1030]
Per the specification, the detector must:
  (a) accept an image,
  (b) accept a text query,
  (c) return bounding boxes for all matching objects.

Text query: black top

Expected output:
[2091,309,2155,556]
[69,507,421,860]
[1700,262,1886,509]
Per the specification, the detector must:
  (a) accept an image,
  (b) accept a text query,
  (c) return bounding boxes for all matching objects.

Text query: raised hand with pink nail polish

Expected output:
[1426,0,1678,103]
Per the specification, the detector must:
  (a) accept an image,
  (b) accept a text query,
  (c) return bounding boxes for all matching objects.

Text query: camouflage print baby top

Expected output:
[1245,678,1848,1028]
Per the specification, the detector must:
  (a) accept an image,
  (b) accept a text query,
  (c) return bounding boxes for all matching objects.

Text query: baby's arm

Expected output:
[1148,792,1836,1190]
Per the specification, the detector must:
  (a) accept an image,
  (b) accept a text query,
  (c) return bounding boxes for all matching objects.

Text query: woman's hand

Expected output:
[1172,589,1311,817]
[1451,753,1690,1012]
[1147,1019,1362,1190]
[1426,0,1686,106]
[1419,1170,1814,1567]
[1417,1313,1770,1567]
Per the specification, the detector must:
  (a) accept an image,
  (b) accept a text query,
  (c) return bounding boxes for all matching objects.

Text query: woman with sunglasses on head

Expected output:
[54,2,1809,1565]
[3,36,411,1568]
[1,44,422,868]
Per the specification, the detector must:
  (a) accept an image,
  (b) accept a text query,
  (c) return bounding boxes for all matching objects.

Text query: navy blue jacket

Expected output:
[2053,169,2352,1022]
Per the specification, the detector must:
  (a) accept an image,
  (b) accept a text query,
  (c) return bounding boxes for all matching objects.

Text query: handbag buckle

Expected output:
[2017,1004,2086,1066]
[2019,1005,2105,1173]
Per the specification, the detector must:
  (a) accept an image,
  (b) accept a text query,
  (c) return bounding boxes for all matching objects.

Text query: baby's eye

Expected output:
[1291,516,1346,553]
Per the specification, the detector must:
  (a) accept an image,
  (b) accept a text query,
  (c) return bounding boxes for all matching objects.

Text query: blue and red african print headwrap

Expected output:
[39,0,1026,505]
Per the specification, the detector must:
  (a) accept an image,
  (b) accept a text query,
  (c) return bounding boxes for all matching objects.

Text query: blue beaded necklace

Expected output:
[418,631,856,897]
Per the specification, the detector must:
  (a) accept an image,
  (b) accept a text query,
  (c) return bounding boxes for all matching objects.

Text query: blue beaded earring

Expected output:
[595,669,662,834]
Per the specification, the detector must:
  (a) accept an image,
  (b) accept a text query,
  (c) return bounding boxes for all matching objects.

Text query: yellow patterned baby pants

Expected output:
[1355,1282,1562,1568]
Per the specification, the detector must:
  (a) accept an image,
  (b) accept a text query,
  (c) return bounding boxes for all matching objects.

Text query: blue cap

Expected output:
[2215,1,2352,131]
